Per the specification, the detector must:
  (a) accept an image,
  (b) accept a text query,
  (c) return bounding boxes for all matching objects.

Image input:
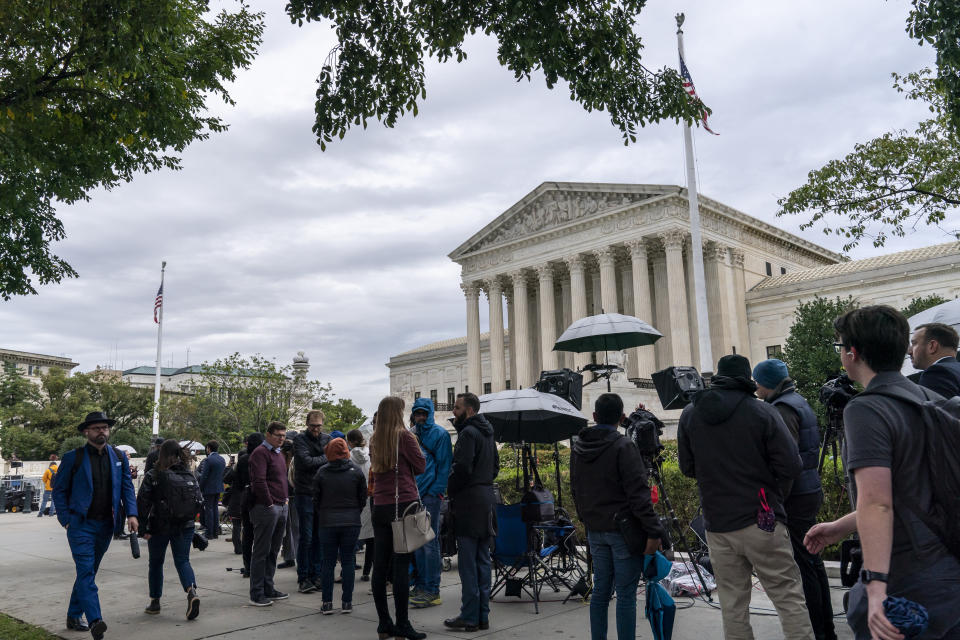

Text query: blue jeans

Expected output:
[40,490,55,515]
[66,519,114,622]
[203,494,219,537]
[413,494,442,594]
[147,526,196,599]
[587,530,643,640]
[456,535,492,625]
[295,494,322,582]
[319,525,361,604]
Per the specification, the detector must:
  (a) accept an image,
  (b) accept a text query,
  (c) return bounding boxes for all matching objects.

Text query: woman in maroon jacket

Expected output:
[369,396,426,640]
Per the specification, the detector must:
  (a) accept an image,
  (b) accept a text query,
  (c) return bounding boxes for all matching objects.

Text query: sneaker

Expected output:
[248,597,272,607]
[341,602,352,614]
[320,602,334,615]
[312,578,324,592]
[267,590,289,601]
[277,560,295,569]
[411,592,441,608]
[144,599,161,615]
[298,581,317,594]
[360,574,370,582]
[89,619,108,640]
[479,621,489,631]
[186,587,200,620]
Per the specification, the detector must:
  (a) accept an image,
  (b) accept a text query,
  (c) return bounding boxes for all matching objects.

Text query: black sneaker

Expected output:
[186,587,200,620]
[89,618,108,640]
[479,621,489,631]
[267,590,289,601]
[144,599,161,615]
[321,602,334,615]
[360,574,370,582]
[313,578,324,592]
[248,597,272,607]
[277,560,295,569]
[298,581,317,594]
[66,617,89,631]
[341,602,352,614]
[444,617,479,632]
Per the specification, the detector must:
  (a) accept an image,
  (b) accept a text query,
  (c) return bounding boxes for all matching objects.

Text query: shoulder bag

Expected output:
[391,434,435,554]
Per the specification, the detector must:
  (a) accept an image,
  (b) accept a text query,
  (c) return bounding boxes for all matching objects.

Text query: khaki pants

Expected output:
[706,522,814,640]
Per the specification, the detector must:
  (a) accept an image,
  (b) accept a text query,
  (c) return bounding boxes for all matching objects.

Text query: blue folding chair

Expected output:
[491,503,544,613]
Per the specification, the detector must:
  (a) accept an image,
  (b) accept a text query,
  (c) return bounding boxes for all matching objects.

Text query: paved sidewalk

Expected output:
[0,514,853,639]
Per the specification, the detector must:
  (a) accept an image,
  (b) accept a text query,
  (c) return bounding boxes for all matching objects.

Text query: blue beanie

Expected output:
[330,430,346,440]
[753,359,789,389]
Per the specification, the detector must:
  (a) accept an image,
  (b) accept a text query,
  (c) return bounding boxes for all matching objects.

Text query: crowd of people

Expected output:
[43,307,960,640]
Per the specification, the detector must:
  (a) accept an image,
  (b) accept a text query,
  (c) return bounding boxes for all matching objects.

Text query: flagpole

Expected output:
[676,13,714,375]
[152,261,166,436]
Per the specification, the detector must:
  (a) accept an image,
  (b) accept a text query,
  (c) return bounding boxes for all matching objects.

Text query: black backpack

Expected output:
[861,386,960,560]
[155,468,204,524]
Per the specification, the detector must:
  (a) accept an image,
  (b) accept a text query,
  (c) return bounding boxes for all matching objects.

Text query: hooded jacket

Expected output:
[678,376,802,533]
[292,428,331,495]
[765,379,821,497]
[312,458,367,528]
[571,426,665,538]
[448,413,499,538]
[411,398,453,497]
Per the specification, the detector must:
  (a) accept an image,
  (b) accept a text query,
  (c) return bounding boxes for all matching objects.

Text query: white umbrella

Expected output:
[178,440,205,452]
[114,444,137,455]
[902,298,960,375]
[553,313,663,353]
[479,388,588,443]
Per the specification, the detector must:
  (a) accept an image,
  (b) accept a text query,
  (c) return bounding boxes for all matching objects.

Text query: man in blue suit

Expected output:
[53,411,138,640]
[198,440,226,539]
[909,322,960,398]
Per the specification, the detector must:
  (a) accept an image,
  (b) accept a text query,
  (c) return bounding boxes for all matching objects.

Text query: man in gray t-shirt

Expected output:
[805,305,960,640]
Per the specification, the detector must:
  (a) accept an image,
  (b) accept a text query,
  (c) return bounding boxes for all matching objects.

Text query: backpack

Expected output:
[155,467,204,524]
[860,386,960,560]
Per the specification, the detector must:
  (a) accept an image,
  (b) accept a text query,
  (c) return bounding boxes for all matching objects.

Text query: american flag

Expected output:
[153,283,163,324]
[679,54,717,135]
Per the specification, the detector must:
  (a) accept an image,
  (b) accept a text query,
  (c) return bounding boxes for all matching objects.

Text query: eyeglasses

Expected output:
[833,342,848,354]
[86,425,111,432]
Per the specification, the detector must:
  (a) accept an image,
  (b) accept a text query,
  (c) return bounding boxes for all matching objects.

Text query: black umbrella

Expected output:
[479,389,587,444]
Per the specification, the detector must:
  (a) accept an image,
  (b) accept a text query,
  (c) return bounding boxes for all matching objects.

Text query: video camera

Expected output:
[623,407,666,458]
[819,373,857,424]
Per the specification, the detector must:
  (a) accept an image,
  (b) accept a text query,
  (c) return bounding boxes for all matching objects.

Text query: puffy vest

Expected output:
[771,390,821,496]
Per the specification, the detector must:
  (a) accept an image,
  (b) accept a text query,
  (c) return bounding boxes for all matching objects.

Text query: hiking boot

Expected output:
[144,599,161,615]
[321,602,334,615]
[298,581,317,594]
[186,587,200,620]
[411,591,441,608]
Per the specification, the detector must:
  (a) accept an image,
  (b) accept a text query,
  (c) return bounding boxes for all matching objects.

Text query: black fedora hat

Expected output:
[77,411,116,432]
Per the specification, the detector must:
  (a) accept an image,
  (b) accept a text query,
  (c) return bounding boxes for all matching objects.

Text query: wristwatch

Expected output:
[860,569,889,584]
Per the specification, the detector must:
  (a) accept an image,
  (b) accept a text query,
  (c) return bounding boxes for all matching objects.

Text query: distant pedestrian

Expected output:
[348,428,375,581]
[136,440,204,620]
[247,422,290,606]
[292,410,331,594]
[369,396,426,640]
[278,437,298,569]
[909,322,960,398]
[39,454,59,517]
[143,437,164,475]
[314,437,367,614]
[444,392,498,634]
[237,433,265,575]
[197,441,226,540]
[52,411,139,640]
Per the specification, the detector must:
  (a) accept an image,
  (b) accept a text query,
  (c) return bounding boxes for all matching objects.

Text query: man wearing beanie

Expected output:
[754,359,836,640]
[678,355,812,640]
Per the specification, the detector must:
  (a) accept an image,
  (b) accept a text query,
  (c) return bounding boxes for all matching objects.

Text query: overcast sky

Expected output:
[2,0,950,417]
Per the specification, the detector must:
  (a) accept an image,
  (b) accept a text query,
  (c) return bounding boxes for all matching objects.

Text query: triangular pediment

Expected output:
[448,182,678,260]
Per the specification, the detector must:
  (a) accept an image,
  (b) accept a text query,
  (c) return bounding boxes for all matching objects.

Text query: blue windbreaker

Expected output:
[411,397,453,497]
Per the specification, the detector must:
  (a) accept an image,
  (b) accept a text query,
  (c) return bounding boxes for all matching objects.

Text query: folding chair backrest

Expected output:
[494,503,528,565]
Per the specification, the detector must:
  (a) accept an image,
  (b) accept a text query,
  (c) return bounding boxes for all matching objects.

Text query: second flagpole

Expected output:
[152,261,166,436]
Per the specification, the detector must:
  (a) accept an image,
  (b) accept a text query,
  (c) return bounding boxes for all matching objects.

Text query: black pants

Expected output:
[372,502,414,628]
[230,517,243,554]
[362,537,375,576]
[785,490,837,640]
[242,504,254,571]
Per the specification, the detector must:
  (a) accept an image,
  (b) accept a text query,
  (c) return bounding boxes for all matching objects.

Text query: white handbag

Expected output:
[390,437,435,554]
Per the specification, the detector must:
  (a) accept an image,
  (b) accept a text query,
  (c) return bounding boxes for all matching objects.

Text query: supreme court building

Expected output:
[387,182,960,420]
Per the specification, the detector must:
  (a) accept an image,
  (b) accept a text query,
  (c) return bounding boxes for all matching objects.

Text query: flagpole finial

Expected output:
[675,13,685,32]
[162,260,167,269]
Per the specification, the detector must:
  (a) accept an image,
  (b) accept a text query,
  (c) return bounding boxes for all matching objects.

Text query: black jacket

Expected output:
[678,376,802,533]
[136,463,196,536]
[571,427,665,538]
[312,458,367,528]
[917,356,960,399]
[293,430,331,495]
[448,414,499,538]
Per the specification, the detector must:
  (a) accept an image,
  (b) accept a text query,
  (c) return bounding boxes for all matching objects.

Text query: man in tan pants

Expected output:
[678,355,813,640]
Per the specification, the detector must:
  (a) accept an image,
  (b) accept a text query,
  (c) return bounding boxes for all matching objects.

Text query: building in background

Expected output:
[0,348,79,385]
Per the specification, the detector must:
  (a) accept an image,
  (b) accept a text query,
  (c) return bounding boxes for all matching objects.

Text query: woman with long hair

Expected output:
[369,397,426,640]
[136,439,203,620]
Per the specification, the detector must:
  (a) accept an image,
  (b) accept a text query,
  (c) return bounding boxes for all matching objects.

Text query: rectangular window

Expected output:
[506,380,511,390]
[766,345,783,358]
[446,387,455,406]
[430,389,438,405]
[464,385,469,394]
[765,261,772,276]
[27,365,35,376]
[483,382,492,394]
[414,391,421,400]
[780,267,787,275]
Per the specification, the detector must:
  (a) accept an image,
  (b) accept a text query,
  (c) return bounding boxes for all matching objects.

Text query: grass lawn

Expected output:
[0,613,62,640]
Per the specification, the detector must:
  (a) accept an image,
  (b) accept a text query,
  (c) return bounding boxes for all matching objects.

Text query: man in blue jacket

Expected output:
[53,411,138,640]
[197,440,226,539]
[409,397,452,609]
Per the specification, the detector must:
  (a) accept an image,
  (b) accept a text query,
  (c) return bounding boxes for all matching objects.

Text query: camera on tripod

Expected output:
[819,372,857,419]
[623,407,665,458]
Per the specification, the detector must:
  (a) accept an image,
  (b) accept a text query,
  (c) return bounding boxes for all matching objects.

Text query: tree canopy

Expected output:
[0,1,264,299]
[285,0,707,150]
[778,1,960,252]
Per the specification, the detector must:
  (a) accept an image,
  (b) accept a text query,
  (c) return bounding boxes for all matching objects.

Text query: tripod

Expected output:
[645,450,714,601]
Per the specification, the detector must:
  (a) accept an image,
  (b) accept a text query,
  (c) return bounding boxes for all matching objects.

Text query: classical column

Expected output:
[627,239,657,378]
[462,281,482,394]
[593,247,619,314]
[510,270,532,388]
[564,255,591,372]
[560,275,572,369]
[506,289,517,389]
[536,264,559,372]
[619,258,636,377]
[486,278,507,392]
[730,249,750,358]
[590,271,602,315]
[661,230,692,366]
[704,243,733,366]
[651,244,671,368]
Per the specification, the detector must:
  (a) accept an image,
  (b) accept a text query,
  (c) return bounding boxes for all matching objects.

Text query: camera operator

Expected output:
[754,359,836,640]
[571,393,663,640]
[678,355,812,640]
[805,306,960,639]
